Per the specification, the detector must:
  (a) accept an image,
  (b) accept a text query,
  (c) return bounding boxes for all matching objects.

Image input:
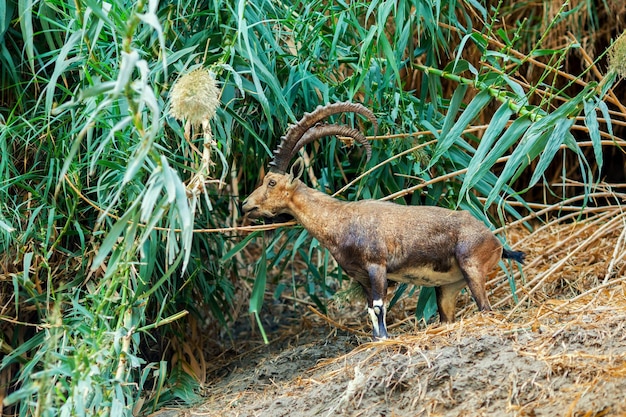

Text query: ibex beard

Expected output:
[242,102,525,340]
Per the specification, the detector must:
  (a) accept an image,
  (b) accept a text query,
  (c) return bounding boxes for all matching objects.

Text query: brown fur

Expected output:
[243,170,523,339]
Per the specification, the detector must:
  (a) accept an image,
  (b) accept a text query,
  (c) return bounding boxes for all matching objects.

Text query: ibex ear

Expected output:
[289,158,305,182]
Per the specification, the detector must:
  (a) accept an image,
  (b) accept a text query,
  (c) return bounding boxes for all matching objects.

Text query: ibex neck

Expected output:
[288,182,350,246]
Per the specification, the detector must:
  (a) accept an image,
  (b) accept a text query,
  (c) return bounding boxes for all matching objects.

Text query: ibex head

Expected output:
[242,102,377,220]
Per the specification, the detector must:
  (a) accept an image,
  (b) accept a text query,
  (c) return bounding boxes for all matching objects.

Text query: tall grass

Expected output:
[0,0,624,415]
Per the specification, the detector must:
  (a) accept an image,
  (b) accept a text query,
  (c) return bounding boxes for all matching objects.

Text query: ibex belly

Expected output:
[387,260,464,286]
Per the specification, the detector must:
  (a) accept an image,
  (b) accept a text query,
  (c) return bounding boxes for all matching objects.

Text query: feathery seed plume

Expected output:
[169,68,220,126]
[608,31,626,79]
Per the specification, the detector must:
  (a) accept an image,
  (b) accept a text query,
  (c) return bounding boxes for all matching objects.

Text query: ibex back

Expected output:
[242,102,525,339]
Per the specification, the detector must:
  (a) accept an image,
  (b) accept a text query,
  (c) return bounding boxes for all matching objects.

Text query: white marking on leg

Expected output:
[368,307,379,336]
[373,299,387,323]
[371,299,387,339]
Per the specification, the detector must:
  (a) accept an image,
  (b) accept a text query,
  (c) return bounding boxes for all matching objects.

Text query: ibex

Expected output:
[242,102,525,340]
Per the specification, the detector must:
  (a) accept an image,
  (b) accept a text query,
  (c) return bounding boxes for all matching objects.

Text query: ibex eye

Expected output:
[268,179,277,187]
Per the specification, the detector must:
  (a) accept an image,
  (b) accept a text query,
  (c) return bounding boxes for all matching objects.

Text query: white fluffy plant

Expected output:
[608,31,626,80]
[169,68,223,211]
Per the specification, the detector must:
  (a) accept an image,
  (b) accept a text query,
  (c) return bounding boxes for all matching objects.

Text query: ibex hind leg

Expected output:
[457,255,497,314]
[435,280,468,323]
[464,271,492,313]
[455,237,502,315]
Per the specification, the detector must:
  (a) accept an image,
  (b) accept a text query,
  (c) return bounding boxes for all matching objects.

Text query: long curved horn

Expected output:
[269,102,377,172]
[290,124,371,163]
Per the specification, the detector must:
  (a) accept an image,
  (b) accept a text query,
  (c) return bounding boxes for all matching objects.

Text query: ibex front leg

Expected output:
[366,264,388,340]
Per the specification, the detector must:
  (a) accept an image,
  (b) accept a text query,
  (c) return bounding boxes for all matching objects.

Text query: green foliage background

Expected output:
[0,0,623,415]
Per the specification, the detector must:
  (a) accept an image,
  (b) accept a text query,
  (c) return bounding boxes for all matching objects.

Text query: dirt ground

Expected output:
[154,296,626,417]
[152,211,626,417]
